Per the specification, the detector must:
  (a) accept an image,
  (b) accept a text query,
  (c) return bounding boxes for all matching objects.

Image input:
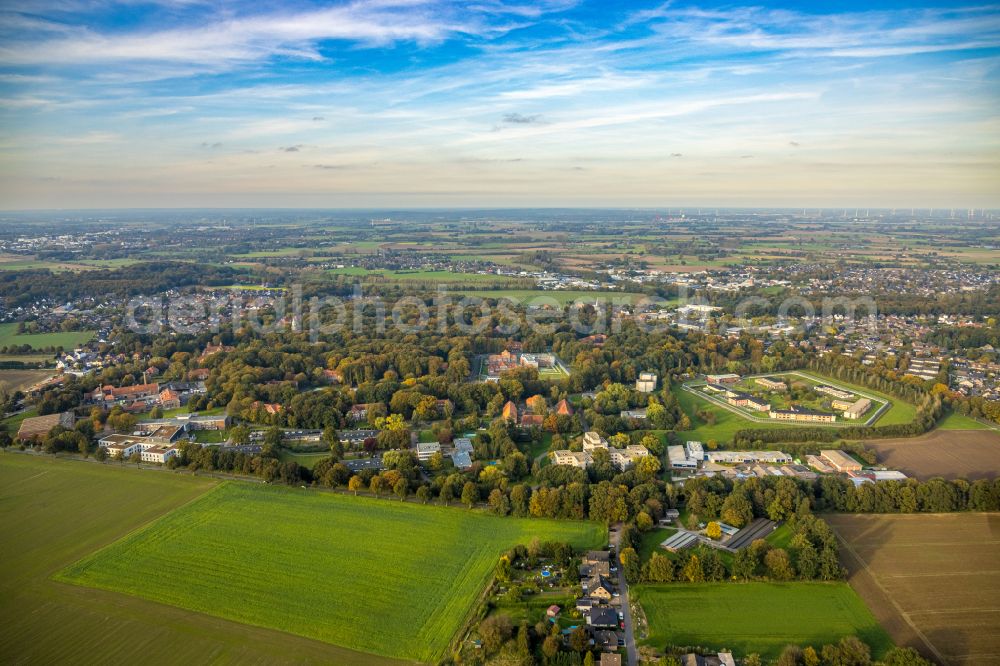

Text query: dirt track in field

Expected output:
[828,513,1000,666]
[865,430,1000,480]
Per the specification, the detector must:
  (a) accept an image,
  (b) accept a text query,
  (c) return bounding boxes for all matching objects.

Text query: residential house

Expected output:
[586,606,619,628]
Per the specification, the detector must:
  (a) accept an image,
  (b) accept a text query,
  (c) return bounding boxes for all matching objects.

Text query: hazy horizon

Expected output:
[1,0,998,209]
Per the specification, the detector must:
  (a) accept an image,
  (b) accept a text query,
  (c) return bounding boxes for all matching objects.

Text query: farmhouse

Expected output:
[706,373,741,384]
[816,385,854,400]
[636,371,658,393]
[16,411,75,441]
[820,449,863,473]
[769,407,837,423]
[755,377,787,391]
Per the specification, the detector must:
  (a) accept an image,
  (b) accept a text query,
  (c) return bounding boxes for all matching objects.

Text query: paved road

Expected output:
[610,523,638,666]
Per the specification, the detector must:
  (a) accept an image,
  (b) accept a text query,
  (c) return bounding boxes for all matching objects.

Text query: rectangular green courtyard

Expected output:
[57,482,605,663]
[634,582,892,659]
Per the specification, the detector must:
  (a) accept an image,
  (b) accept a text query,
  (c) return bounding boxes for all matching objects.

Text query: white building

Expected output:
[707,450,793,465]
[415,442,442,461]
[636,372,658,393]
[668,445,699,471]
[685,441,705,461]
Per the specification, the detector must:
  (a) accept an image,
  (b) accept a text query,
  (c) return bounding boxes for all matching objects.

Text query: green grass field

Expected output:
[0,323,96,350]
[635,583,892,659]
[0,455,343,666]
[57,481,605,662]
[277,450,331,469]
[937,411,998,431]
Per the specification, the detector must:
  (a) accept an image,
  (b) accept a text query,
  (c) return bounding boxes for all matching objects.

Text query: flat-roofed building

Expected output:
[416,442,441,461]
[815,385,854,400]
[706,373,741,385]
[770,407,837,423]
[636,372,658,393]
[610,444,649,470]
[843,398,872,420]
[551,450,590,468]
[805,454,835,474]
[668,445,699,470]
[685,440,705,461]
[708,450,793,465]
[582,431,608,452]
[755,377,787,391]
[820,449,863,473]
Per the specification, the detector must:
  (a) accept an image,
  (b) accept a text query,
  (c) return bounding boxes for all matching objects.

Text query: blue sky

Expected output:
[0,0,998,209]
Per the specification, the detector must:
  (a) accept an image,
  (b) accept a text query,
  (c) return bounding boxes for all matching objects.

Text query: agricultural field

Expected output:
[0,323,96,350]
[0,254,139,271]
[828,513,1000,666]
[452,289,653,306]
[0,455,371,666]
[0,368,54,393]
[634,582,892,660]
[57,481,605,663]
[862,430,1000,480]
[326,267,518,286]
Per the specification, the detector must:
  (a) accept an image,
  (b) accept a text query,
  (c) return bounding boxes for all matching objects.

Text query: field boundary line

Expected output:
[51,481,224,583]
[833,526,949,666]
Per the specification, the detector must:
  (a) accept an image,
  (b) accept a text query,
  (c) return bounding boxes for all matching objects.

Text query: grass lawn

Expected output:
[937,410,998,431]
[0,323,96,350]
[57,482,606,662]
[1,407,37,430]
[277,450,331,469]
[193,429,227,443]
[638,527,677,562]
[635,582,893,659]
[0,455,357,666]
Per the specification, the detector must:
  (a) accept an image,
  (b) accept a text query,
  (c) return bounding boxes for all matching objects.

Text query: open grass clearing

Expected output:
[635,582,892,660]
[0,323,96,350]
[58,481,605,662]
